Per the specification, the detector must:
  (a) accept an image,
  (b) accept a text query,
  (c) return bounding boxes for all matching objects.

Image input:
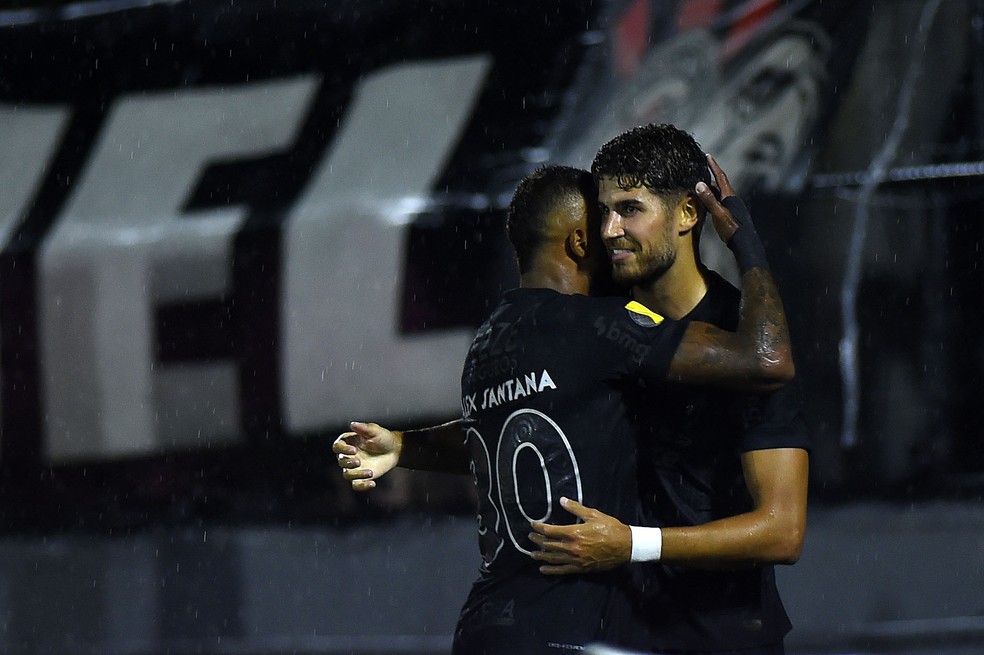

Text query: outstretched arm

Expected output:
[668,155,793,392]
[529,448,808,573]
[333,419,469,491]
[399,419,470,472]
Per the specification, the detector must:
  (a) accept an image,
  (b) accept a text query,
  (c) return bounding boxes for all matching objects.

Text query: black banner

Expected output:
[1,0,981,529]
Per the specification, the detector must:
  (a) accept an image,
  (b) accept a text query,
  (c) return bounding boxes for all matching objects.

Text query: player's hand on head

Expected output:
[696,154,741,244]
[528,497,632,575]
[706,153,735,199]
[331,421,402,491]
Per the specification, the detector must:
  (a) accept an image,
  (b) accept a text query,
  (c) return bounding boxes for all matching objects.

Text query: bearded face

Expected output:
[598,177,680,287]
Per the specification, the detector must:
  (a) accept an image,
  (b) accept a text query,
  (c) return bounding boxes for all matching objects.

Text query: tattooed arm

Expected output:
[668,155,793,391]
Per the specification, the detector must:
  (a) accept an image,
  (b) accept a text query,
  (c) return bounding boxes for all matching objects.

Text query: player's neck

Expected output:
[631,248,707,320]
[520,260,589,296]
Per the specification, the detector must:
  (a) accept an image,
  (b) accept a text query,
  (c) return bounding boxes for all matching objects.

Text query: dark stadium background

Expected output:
[0,0,981,653]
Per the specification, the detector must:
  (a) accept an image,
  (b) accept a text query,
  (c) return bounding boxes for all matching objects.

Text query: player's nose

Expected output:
[601,210,623,240]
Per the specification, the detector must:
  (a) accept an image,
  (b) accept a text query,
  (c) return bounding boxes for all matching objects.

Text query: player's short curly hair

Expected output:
[591,123,711,199]
[507,165,596,274]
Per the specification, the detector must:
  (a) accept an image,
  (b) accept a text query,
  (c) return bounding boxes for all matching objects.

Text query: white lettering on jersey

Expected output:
[478,369,556,410]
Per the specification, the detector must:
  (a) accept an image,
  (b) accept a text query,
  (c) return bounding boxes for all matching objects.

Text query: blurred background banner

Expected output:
[0,0,596,468]
[0,0,982,651]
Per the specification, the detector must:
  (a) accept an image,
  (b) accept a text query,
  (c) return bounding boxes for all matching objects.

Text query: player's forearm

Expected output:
[668,195,794,391]
[669,269,794,391]
[398,419,470,474]
[723,196,793,389]
[658,510,805,567]
[733,267,794,389]
[628,510,804,572]
[633,449,809,568]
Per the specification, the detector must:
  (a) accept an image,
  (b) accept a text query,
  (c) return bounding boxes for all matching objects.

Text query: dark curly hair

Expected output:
[591,123,711,198]
[507,165,596,274]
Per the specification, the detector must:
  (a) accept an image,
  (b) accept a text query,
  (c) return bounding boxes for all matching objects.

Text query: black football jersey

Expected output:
[628,271,811,651]
[452,287,687,655]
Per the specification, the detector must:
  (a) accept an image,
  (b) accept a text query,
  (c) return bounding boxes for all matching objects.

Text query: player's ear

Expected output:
[677,194,700,235]
[566,227,589,261]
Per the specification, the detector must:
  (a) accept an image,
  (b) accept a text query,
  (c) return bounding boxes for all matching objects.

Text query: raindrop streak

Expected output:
[838,0,942,448]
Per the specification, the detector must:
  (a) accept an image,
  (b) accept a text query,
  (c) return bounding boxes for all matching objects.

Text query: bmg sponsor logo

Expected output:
[593,316,652,363]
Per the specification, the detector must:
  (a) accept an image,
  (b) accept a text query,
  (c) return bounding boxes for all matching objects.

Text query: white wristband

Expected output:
[629,526,663,562]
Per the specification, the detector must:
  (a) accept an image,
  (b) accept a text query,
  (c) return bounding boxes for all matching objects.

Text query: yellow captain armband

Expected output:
[624,300,665,328]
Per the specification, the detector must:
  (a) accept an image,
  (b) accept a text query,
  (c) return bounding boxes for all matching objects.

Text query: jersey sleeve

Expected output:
[736,376,811,453]
[570,296,690,383]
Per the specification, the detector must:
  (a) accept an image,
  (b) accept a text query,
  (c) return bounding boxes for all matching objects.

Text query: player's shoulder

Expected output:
[555,293,671,328]
[509,288,616,316]
[503,289,677,336]
[687,270,740,325]
[704,270,740,303]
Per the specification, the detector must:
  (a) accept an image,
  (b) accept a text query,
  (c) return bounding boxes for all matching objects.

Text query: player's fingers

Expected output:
[351,479,377,492]
[696,181,739,241]
[558,496,596,519]
[538,564,583,576]
[528,531,549,549]
[529,521,572,539]
[529,532,575,557]
[350,421,380,437]
[529,548,574,564]
[336,453,361,469]
[706,153,734,198]
[332,434,358,455]
[342,467,373,481]
[695,181,723,212]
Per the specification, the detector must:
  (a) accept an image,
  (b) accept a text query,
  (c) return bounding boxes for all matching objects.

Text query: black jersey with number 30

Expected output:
[452,287,687,655]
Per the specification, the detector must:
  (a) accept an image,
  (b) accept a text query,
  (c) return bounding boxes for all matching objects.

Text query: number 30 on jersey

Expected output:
[467,409,583,568]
